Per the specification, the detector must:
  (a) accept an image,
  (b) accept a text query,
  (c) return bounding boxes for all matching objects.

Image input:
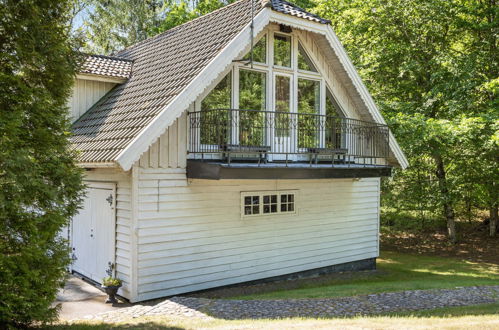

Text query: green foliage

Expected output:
[200,72,232,145]
[242,35,267,64]
[314,0,498,237]
[84,0,166,54]
[0,0,85,327]
[223,251,499,300]
[297,78,321,148]
[239,69,266,146]
[273,34,292,67]
[84,0,236,55]
[153,0,236,35]
[102,277,122,287]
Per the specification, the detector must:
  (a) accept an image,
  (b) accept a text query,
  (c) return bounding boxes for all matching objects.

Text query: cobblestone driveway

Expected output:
[79,285,499,323]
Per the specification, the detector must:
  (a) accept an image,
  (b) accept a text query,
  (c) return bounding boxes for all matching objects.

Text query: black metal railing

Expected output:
[188,109,390,165]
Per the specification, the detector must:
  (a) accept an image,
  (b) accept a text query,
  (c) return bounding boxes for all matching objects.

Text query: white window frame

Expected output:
[241,190,297,218]
[192,26,355,160]
[273,32,294,70]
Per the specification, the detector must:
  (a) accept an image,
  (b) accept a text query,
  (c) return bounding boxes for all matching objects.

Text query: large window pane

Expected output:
[298,78,320,148]
[274,34,291,67]
[325,88,345,149]
[242,35,267,64]
[200,72,232,145]
[275,75,291,137]
[298,42,317,72]
[239,69,266,146]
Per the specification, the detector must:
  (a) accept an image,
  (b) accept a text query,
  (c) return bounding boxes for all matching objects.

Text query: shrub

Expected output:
[0,0,84,327]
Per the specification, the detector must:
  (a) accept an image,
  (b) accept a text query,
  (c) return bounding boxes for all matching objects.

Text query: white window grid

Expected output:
[241,190,297,218]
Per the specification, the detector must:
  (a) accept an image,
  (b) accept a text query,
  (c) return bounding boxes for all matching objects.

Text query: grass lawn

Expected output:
[51,303,499,329]
[49,251,499,329]
[195,251,499,300]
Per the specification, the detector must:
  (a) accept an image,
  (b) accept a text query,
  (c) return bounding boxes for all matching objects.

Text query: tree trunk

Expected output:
[434,153,457,243]
[490,204,498,238]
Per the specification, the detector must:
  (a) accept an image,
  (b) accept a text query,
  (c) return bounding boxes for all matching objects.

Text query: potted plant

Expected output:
[101,263,122,304]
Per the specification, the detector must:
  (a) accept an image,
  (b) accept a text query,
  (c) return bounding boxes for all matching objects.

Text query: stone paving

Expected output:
[77,285,499,323]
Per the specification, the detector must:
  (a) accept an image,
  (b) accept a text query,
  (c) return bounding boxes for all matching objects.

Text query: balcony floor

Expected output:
[187,160,392,180]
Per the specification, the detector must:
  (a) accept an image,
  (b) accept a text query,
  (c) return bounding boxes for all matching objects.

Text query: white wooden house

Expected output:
[68,0,408,303]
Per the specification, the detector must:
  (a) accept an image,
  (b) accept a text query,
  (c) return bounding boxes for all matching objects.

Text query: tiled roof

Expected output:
[79,54,133,79]
[269,0,331,24]
[71,0,330,164]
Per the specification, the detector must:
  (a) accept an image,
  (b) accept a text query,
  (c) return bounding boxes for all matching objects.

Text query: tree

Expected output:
[83,0,236,55]
[453,0,498,236]
[84,0,166,54]
[0,0,84,327]
[315,0,498,242]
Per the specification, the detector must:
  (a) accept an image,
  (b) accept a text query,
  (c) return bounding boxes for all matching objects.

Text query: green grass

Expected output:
[50,303,499,329]
[48,251,499,329]
[229,251,499,300]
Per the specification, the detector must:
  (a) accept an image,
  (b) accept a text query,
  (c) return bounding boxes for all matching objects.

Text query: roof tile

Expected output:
[71,0,330,164]
[79,54,133,79]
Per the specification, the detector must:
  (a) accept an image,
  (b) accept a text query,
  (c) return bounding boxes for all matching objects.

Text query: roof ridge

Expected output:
[275,0,330,23]
[114,0,260,57]
[72,0,336,165]
[274,0,331,24]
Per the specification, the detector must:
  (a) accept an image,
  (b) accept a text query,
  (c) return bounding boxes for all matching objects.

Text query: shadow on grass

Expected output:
[45,323,184,330]
[186,251,498,300]
[46,252,498,327]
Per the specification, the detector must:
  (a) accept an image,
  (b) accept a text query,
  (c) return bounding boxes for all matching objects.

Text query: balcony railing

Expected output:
[188,109,390,166]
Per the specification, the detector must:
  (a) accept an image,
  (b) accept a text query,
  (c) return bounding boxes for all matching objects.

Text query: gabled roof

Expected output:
[71,0,329,165]
[71,0,408,169]
[79,54,133,80]
[269,0,330,24]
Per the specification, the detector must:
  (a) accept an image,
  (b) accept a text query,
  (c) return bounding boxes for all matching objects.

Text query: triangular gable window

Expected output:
[326,87,345,118]
[298,42,317,72]
[243,35,267,64]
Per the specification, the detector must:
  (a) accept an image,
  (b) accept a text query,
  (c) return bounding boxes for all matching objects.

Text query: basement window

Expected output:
[242,191,296,217]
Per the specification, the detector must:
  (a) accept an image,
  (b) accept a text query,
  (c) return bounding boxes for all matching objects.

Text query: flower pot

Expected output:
[102,284,121,304]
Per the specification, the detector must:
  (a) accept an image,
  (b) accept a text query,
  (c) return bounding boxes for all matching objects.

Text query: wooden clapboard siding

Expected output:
[135,165,380,301]
[138,112,187,169]
[68,79,116,123]
[82,168,133,299]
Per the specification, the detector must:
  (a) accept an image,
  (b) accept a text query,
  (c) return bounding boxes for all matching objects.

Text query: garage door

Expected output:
[71,182,116,283]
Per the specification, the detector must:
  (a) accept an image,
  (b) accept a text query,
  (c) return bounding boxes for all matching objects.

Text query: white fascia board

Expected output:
[269,12,408,169]
[116,9,272,171]
[77,162,118,168]
[76,73,126,84]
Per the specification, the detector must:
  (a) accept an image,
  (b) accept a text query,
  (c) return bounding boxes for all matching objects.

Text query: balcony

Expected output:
[187,109,392,179]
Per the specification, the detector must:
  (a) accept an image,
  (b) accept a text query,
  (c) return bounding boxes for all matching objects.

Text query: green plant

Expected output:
[0,0,84,327]
[102,277,122,287]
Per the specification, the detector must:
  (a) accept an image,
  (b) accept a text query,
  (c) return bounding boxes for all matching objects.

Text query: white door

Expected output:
[72,182,116,283]
[272,73,296,161]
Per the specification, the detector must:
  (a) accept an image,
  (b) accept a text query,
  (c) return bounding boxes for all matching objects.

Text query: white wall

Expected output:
[126,25,385,301]
[68,78,116,122]
[137,113,187,169]
[81,168,133,299]
[135,166,380,301]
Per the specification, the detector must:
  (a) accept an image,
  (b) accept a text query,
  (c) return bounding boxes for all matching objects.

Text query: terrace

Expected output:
[187,108,392,179]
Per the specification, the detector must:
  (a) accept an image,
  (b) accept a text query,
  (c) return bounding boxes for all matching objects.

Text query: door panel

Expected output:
[71,191,93,278]
[72,182,116,283]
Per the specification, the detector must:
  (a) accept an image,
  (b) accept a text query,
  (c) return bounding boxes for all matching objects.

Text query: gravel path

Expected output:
[78,285,499,323]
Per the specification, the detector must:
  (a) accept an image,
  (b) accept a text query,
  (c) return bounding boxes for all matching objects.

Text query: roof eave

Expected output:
[77,161,119,169]
[115,8,273,171]
[268,11,408,169]
[115,8,408,171]
[76,73,128,84]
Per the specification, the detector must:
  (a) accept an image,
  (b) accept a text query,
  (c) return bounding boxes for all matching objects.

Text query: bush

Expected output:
[0,0,84,327]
